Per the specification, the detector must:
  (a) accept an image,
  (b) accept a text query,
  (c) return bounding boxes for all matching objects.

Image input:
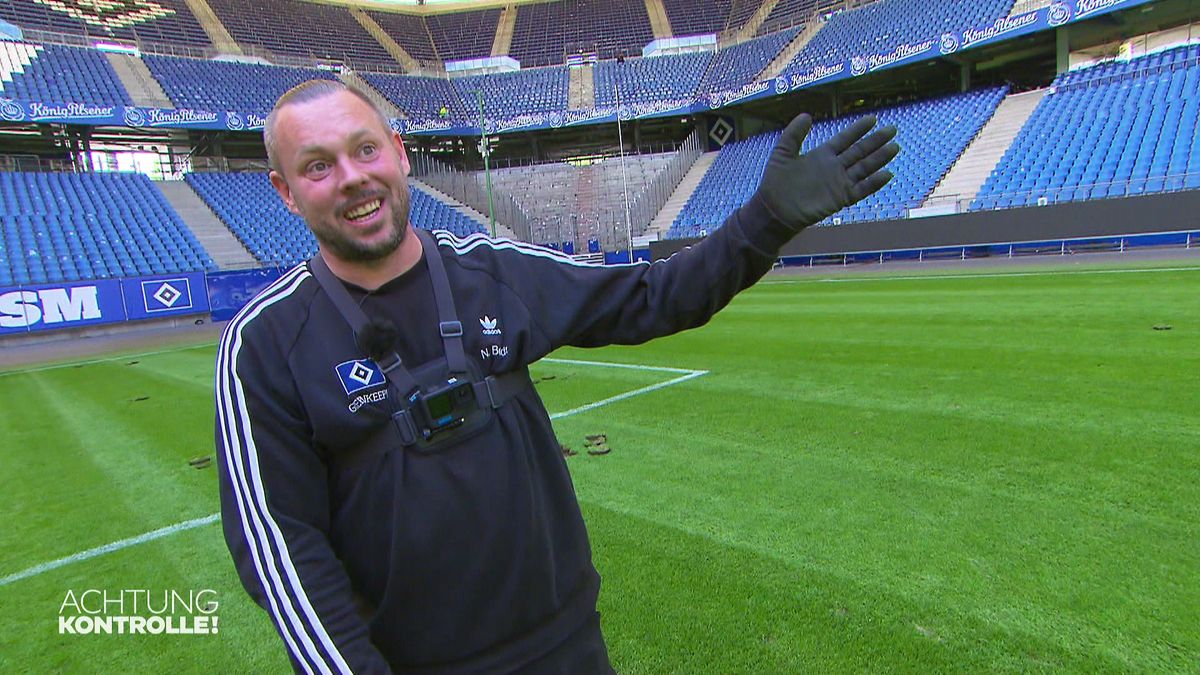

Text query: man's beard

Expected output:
[310,186,410,263]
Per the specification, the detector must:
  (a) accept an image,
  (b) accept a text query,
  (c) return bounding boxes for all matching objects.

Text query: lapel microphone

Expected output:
[357,319,400,362]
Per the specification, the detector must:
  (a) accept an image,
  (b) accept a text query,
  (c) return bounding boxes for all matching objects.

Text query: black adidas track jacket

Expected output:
[214,196,793,674]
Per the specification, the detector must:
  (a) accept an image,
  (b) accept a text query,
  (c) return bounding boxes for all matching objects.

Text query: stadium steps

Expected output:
[105,53,174,109]
[411,179,519,240]
[155,180,258,270]
[923,88,1047,210]
[646,151,718,239]
[644,0,674,39]
[731,0,783,42]
[350,7,419,72]
[762,17,825,80]
[569,64,596,109]
[0,42,39,84]
[492,4,517,57]
[181,0,243,55]
[338,69,404,119]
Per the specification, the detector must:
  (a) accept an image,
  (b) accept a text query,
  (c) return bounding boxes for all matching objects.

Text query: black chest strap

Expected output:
[308,228,529,414]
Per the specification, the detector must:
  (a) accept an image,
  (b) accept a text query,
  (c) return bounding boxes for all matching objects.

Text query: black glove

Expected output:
[755,113,900,229]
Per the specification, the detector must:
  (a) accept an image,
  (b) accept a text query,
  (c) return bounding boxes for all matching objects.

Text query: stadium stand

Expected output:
[367,10,440,64]
[726,0,767,33]
[425,9,501,63]
[487,153,676,247]
[594,52,713,105]
[358,71,470,121]
[143,55,339,113]
[668,86,1008,238]
[204,0,394,65]
[185,172,485,267]
[0,171,215,286]
[783,0,1016,76]
[757,0,831,35]
[0,41,131,105]
[700,27,800,92]
[0,0,211,48]
[453,67,569,117]
[660,0,733,37]
[974,44,1200,210]
[509,0,655,67]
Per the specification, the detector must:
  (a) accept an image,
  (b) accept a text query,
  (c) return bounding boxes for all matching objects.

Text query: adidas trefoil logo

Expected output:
[480,315,502,336]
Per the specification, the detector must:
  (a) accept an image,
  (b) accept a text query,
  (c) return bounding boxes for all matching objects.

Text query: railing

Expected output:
[185,157,271,174]
[624,128,704,240]
[408,151,532,240]
[0,155,80,173]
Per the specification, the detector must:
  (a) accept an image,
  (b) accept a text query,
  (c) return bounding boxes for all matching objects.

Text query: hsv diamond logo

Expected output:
[335,360,386,395]
[141,278,193,313]
[480,315,501,336]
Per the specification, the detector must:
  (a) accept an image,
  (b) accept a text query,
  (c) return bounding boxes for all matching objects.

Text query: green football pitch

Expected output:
[1,261,1197,673]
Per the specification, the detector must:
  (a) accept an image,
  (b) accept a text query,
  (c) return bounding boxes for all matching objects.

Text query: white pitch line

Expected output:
[761,265,1200,285]
[0,513,219,588]
[0,342,217,378]
[3,359,708,587]
[541,357,701,374]
[538,357,710,418]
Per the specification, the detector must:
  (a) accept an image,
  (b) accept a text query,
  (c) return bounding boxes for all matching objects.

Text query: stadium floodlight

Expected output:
[472,89,497,238]
[613,84,633,261]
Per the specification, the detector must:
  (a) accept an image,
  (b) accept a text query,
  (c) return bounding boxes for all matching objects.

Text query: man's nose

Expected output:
[337,157,368,191]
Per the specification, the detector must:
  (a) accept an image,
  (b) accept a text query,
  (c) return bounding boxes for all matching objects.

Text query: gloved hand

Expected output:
[755,113,899,229]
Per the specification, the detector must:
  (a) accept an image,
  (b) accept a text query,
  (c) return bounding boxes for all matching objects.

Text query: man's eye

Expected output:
[307,161,328,175]
[360,144,376,157]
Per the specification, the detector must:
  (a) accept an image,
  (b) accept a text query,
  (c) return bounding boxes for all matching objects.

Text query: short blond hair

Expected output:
[264,80,392,172]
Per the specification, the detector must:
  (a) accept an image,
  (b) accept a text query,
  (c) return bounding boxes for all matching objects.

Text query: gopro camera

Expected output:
[409,377,477,439]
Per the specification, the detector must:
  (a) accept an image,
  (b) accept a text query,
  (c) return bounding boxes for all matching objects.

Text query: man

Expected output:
[215,80,898,674]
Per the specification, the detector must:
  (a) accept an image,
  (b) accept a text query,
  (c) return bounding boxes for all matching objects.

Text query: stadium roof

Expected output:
[312,0,550,14]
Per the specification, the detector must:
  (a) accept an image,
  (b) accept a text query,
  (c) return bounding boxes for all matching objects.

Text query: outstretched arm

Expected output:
[467,113,901,355]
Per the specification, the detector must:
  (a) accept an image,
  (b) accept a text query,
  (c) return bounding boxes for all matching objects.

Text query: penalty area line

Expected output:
[2,359,708,587]
[539,357,709,420]
[0,514,219,588]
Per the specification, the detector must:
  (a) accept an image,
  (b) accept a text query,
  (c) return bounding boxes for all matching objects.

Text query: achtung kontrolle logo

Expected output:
[58,588,219,635]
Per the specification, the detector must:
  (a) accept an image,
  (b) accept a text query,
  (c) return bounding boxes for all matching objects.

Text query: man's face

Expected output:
[269,90,411,264]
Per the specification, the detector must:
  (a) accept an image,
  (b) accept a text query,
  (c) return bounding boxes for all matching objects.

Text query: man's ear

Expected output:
[392,130,410,177]
[269,170,301,216]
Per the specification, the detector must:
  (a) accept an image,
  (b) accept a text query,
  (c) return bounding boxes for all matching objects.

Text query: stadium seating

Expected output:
[784,0,1016,77]
[143,55,338,113]
[758,0,827,35]
[0,0,210,48]
[594,52,713,105]
[668,86,1008,238]
[204,0,394,66]
[509,0,654,67]
[0,172,215,286]
[700,27,799,92]
[426,9,502,63]
[661,0,733,37]
[974,44,1200,210]
[367,10,440,64]
[185,172,485,267]
[726,0,767,33]
[0,41,130,105]
[358,72,470,122]
[453,67,569,117]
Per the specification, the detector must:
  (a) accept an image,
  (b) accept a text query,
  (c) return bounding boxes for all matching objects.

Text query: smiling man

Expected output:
[215,80,898,674]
